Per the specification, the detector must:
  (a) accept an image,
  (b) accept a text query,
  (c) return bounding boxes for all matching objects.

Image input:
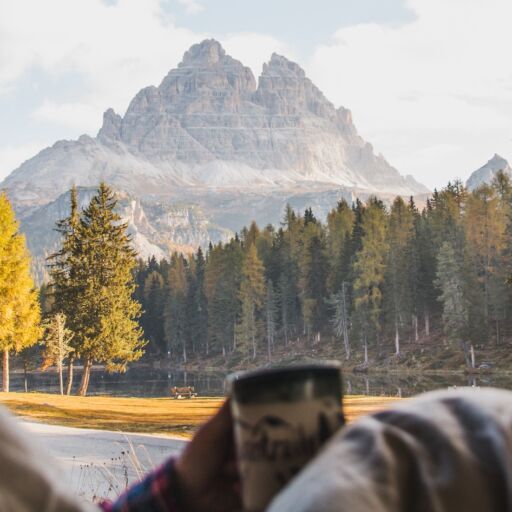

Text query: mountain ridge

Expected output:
[1,39,429,266]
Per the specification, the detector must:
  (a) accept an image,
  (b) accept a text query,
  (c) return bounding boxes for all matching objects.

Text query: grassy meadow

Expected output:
[0,393,399,437]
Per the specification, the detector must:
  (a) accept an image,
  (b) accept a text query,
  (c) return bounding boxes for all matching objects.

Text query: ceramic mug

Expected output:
[227,362,344,512]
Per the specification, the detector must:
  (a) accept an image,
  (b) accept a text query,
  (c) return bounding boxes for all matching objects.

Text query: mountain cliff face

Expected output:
[23,187,232,281]
[2,39,428,263]
[466,154,512,190]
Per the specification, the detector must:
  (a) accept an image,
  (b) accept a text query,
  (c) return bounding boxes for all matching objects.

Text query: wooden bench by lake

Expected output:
[170,386,197,399]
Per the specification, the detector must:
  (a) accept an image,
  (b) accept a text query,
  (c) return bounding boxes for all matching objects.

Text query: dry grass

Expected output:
[0,392,399,437]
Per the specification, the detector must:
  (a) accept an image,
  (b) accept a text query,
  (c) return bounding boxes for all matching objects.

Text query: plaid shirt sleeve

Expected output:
[99,458,181,512]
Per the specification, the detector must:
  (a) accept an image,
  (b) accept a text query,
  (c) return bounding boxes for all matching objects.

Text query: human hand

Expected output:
[175,400,241,512]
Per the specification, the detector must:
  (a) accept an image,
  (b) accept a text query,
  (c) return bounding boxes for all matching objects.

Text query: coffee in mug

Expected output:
[228,362,343,512]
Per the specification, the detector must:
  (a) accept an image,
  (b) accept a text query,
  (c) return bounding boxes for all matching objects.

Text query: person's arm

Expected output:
[99,400,240,512]
[99,458,180,512]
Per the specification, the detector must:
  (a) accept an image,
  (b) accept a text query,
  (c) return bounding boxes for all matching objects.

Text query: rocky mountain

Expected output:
[25,187,232,282]
[2,39,428,265]
[466,154,512,190]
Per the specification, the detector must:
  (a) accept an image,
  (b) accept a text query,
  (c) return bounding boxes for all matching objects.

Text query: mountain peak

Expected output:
[264,53,306,79]
[466,153,512,190]
[179,39,226,68]
[97,108,122,142]
[489,153,508,165]
[3,38,428,217]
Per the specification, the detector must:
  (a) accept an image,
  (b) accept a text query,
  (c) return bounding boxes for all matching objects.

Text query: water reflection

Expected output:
[7,367,512,398]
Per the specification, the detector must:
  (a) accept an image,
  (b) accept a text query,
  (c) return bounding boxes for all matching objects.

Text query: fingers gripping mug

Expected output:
[228,362,344,512]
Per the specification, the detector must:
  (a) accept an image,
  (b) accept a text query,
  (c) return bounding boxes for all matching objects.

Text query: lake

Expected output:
[9,366,512,398]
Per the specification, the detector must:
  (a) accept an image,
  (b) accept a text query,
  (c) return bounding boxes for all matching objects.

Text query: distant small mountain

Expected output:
[1,39,429,266]
[466,154,512,190]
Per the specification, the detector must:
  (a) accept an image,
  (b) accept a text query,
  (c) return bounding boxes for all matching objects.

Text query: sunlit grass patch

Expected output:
[0,392,399,437]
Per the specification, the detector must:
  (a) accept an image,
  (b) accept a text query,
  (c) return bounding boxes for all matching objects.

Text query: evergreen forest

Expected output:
[127,172,512,369]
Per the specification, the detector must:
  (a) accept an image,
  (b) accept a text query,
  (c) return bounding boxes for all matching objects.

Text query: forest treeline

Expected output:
[131,171,512,367]
[5,172,512,395]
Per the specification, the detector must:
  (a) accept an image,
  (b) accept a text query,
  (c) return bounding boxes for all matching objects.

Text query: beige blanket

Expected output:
[0,408,94,512]
[270,387,512,512]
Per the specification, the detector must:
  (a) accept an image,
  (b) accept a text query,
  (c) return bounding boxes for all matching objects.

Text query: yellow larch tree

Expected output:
[0,192,41,392]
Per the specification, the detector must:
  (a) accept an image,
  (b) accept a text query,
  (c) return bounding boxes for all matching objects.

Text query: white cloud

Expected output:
[0,0,203,114]
[177,0,204,15]
[0,0,288,179]
[0,0,285,114]
[32,100,102,133]
[222,33,293,77]
[6,0,509,189]
[306,0,512,189]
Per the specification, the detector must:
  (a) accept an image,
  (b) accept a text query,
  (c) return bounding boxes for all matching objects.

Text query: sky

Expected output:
[1,0,511,190]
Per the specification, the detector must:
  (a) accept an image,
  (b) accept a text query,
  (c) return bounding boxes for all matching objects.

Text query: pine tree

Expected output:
[326,199,355,292]
[0,192,41,392]
[265,279,278,361]
[142,270,165,353]
[206,239,244,356]
[275,225,301,345]
[416,204,438,336]
[327,281,350,359]
[493,171,512,342]
[163,253,188,362]
[75,183,145,395]
[301,232,329,339]
[465,183,507,340]
[47,186,82,394]
[41,313,74,395]
[384,197,414,355]
[435,241,471,366]
[237,244,266,358]
[192,248,208,354]
[352,198,388,365]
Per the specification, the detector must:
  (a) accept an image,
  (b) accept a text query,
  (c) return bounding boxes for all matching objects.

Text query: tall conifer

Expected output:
[75,183,145,395]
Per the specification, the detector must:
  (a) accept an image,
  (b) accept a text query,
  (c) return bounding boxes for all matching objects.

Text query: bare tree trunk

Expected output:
[364,336,368,366]
[58,361,64,395]
[424,309,430,337]
[65,357,74,396]
[394,318,400,356]
[77,358,92,396]
[2,350,9,393]
[413,314,419,342]
[251,307,256,359]
[343,328,350,360]
[470,344,476,369]
[341,282,350,360]
[496,318,500,346]
[460,341,471,368]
